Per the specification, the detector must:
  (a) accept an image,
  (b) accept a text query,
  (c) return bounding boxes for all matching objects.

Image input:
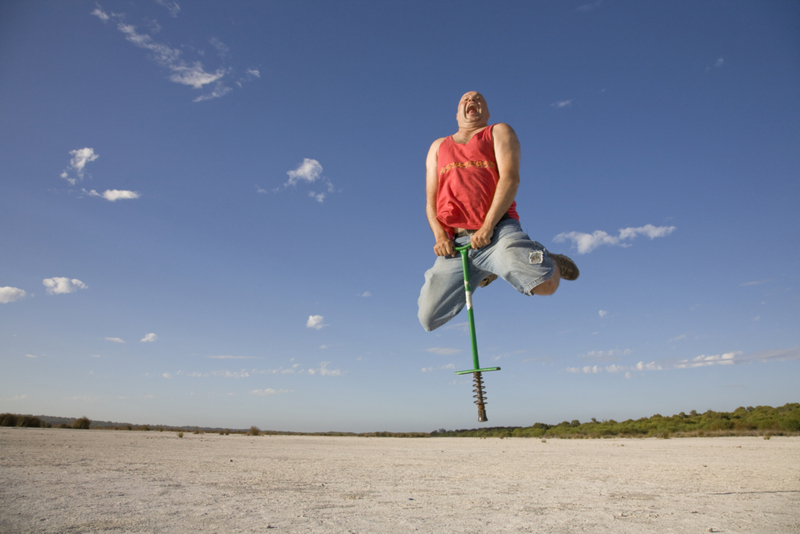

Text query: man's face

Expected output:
[456,92,490,128]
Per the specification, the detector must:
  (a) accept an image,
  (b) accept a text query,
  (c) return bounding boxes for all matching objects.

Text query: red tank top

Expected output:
[436,125,519,236]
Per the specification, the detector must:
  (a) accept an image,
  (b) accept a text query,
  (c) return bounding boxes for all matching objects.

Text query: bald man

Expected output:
[418,91,579,331]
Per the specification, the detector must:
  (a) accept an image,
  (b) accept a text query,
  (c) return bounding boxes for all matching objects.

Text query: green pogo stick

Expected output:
[453,243,500,422]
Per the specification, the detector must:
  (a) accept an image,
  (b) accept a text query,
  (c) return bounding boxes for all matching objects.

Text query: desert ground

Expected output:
[1,428,797,533]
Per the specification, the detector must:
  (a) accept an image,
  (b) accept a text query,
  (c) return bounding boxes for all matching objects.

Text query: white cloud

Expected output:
[113,21,228,99]
[358,291,371,298]
[141,333,158,342]
[426,347,461,355]
[674,352,738,369]
[162,372,172,379]
[598,310,607,318]
[422,363,456,372]
[91,8,110,22]
[154,0,181,17]
[209,37,229,56]
[551,100,573,108]
[306,315,328,329]
[277,159,335,201]
[563,348,799,376]
[43,277,87,295]
[61,148,98,184]
[250,388,292,396]
[566,365,600,374]
[212,369,252,378]
[207,355,255,360]
[25,354,37,359]
[193,81,233,102]
[740,279,771,287]
[715,58,724,68]
[0,287,26,303]
[553,224,676,254]
[287,158,323,186]
[105,337,126,344]
[84,189,141,201]
[584,349,631,361]
[307,361,343,376]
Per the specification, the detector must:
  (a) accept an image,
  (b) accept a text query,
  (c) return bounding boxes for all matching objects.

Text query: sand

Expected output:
[1,428,798,533]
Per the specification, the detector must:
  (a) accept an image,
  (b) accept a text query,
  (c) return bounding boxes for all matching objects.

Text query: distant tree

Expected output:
[72,416,91,430]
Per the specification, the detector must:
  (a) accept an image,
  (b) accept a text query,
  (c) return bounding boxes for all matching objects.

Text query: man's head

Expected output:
[456,91,490,129]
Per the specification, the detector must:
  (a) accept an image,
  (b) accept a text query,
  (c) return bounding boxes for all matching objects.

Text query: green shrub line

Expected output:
[431,403,800,439]
[1,403,798,438]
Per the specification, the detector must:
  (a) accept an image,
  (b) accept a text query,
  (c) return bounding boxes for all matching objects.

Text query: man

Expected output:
[418,91,579,332]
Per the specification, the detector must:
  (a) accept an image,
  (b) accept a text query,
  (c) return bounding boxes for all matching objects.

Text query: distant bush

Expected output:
[431,403,800,439]
[0,414,44,427]
[248,426,260,436]
[72,417,92,430]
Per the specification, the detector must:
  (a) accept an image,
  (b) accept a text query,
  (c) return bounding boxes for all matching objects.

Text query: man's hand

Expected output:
[434,237,455,257]
[470,226,494,249]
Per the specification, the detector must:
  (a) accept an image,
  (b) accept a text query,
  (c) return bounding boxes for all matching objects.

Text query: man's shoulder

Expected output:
[491,123,516,134]
[428,136,448,152]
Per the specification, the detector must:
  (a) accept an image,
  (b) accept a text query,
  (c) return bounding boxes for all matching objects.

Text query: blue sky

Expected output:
[2,1,798,432]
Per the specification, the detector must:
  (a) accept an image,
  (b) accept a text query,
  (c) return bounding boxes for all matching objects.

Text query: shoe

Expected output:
[550,253,579,281]
[478,274,498,288]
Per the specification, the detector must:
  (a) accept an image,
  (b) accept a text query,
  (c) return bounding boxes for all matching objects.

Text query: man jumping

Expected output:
[418,91,579,331]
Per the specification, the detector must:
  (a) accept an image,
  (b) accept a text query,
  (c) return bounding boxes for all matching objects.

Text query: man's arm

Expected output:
[470,123,521,249]
[425,138,454,257]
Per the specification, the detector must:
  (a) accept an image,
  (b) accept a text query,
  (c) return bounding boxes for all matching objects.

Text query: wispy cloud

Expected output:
[598,310,607,318]
[154,0,181,18]
[275,159,336,202]
[92,7,253,102]
[207,355,255,360]
[141,333,158,342]
[60,148,98,185]
[43,277,87,295]
[426,347,461,355]
[553,224,676,254]
[582,349,632,362]
[566,348,800,375]
[551,100,573,109]
[307,361,344,376]
[576,0,603,13]
[105,337,126,344]
[84,189,141,201]
[250,388,292,396]
[740,279,771,287]
[358,291,371,298]
[422,363,456,372]
[0,287,26,304]
[306,315,329,329]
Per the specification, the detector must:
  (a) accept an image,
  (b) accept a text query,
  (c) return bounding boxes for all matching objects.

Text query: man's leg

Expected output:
[417,255,468,332]
[533,253,580,294]
[472,219,578,297]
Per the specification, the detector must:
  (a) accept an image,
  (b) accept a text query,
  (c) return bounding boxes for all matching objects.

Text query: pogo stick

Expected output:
[454,243,500,422]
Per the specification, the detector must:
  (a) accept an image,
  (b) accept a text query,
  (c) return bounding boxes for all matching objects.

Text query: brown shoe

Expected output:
[550,253,579,281]
[478,274,498,288]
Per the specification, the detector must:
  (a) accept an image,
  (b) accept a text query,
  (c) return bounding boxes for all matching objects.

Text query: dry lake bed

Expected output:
[1,428,798,533]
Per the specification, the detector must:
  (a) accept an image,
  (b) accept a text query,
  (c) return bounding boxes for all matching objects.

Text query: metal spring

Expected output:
[473,371,488,422]
[473,371,487,406]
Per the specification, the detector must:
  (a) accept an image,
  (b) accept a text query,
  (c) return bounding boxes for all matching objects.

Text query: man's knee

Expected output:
[531,274,559,296]
[418,311,436,332]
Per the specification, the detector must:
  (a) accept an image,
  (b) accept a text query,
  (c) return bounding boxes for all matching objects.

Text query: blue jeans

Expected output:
[417,219,555,331]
